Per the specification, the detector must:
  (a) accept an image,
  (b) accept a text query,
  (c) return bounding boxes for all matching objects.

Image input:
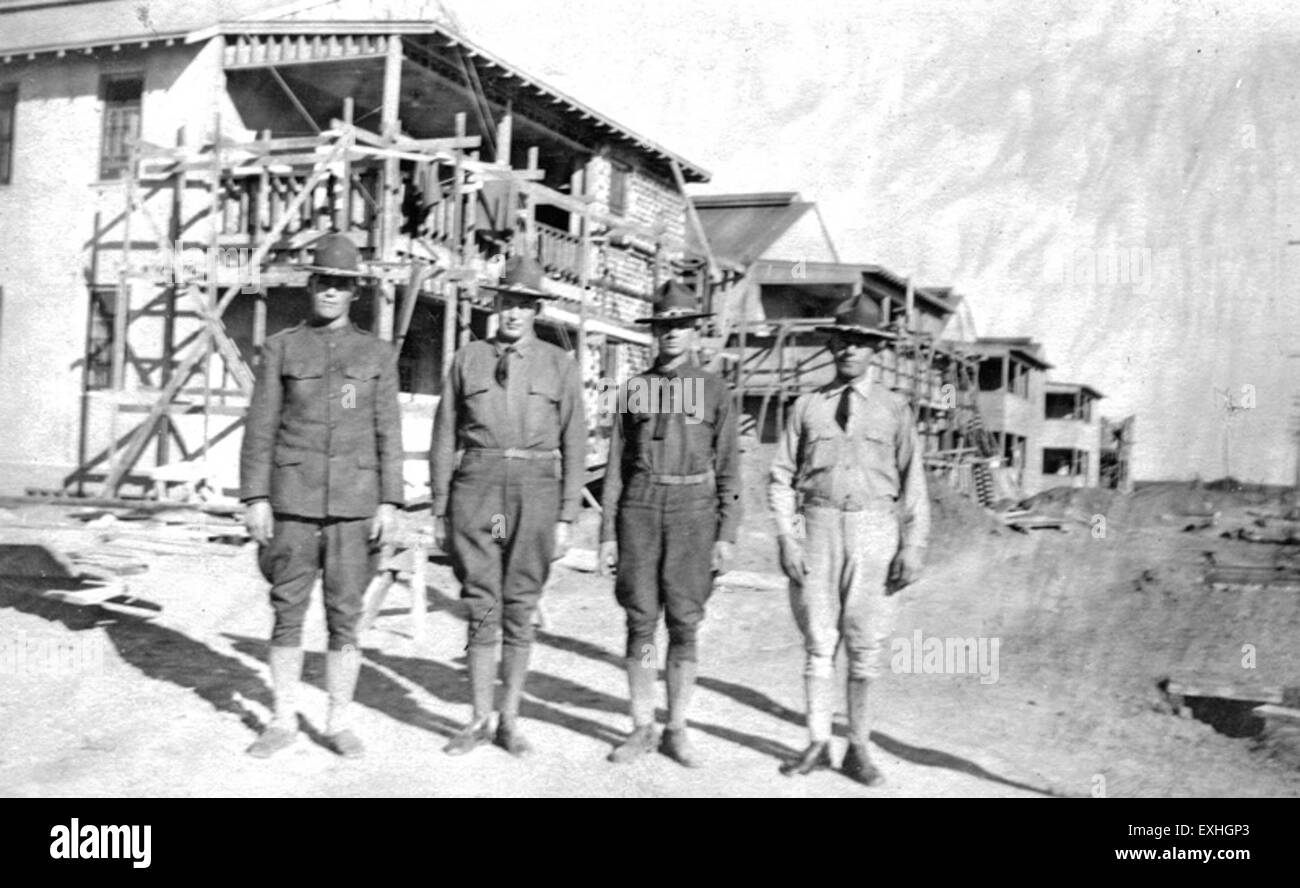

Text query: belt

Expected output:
[637,470,714,486]
[464,448,559,460]
[802,493,896,513]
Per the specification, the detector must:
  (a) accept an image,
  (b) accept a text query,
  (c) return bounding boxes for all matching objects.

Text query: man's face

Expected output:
[495,292,540,341]
[653,319,697,361]
[310,274,357,324]
[829,332,877,381]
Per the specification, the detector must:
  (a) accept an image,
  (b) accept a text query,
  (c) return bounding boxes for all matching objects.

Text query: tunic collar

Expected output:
[492,333,535,356]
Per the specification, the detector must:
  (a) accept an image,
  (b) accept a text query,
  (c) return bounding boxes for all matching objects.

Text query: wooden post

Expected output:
[376,35,403,342]
[202,112,222,469]
[111,145,136,391]
[459,150,477,348]
[522,145,539,256]
[576,168,590,373]
[442,113,466,382]
[904,277,914,334]
[339,97,354,232]
[737,280,750,401]
[495,111,513,166]
[156,126,186,473]
[252,132,270,355]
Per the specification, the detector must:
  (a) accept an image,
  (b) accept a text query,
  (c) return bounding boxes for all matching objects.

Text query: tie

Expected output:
[653,377,671,440]
[495,345,515,388]
[835,386,852,432]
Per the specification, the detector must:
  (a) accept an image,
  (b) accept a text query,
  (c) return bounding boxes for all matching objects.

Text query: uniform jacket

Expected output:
[768,374,930,551]
[599,358,742,544]
[240,321,405,518]
[429,335,587,522]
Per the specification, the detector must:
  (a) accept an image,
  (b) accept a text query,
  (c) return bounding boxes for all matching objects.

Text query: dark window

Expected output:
[1043,447,1085,476]
[609,160,630,217]
[1010,360,1030,398]
[0,85,16,184]
[86,286,116,390]
[100,75,143,181]
[978,357,1003,391]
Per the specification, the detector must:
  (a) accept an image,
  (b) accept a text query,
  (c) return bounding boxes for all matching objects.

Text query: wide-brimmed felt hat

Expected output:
[302,233,373,279]
[634,279,713,324]
[814,294,896,341]
[483,255,558,300]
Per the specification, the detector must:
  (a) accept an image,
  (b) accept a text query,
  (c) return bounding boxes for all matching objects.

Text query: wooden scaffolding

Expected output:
[84,93,699,500]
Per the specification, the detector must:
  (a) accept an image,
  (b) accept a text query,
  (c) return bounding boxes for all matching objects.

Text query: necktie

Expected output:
[495,345,515,388]
[653,376,671,440]
[835,386,852,432]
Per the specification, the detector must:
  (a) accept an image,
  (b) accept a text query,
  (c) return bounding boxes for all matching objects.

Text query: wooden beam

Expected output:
[268,66,321,135]
[670,157,717,284]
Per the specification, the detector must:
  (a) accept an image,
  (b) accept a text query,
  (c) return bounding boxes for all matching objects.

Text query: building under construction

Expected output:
[0,2,713,498]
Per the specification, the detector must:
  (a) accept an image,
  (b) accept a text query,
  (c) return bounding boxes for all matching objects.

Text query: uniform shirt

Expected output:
[430,334,587,522]
[240,321,405,518]
[767,373,930,551]
[599,358,742,544]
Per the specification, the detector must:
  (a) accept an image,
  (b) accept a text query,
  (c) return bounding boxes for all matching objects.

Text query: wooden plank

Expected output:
[1167,680,1285,704]
[1252,704,1300,725]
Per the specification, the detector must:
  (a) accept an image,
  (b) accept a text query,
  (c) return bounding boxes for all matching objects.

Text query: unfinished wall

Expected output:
[0,39,233,494]
[1039,416,1102,488]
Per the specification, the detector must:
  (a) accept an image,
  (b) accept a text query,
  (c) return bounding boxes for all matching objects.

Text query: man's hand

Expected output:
[598,540,618,577]
[554,521,572,558]
[371,503,398,545]
[887,545,925,594]
[777,534,805,584]
[432,515,448,553]
[245,500,274,546]
[711,541,735,576]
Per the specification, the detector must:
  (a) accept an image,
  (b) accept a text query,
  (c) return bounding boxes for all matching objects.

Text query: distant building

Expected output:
[969,338,1107,495]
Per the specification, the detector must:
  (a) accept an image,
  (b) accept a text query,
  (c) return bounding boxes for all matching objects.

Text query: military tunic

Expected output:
[599,359,741,664]
[240,321,404,651]
[430,334,586,650]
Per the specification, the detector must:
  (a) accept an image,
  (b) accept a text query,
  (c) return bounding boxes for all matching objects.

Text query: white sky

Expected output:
[307,0,1300,483]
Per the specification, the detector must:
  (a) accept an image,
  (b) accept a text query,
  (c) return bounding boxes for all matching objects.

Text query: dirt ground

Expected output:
[2,446,1299,797]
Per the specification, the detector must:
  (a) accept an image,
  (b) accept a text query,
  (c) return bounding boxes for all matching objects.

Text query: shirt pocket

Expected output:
[797,434,841,486]
[282,361,323,384]
[342,361,381,401]
[859,429,894,464]
[525,376,562,442]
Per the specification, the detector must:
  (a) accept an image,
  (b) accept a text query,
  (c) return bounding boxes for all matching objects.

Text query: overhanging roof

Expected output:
[1046,381,1105,400]
[0,0,710,182]
[689,192,814,266]
[968,338,1054,370]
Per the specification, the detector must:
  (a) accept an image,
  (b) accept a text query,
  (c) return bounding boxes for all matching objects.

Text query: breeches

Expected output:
[788,505,900,680]
[258,514,374,651]
[614,478,718,665]
[448,453,561,650]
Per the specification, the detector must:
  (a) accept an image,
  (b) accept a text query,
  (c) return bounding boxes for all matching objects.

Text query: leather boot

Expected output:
[495,644,534,757]
[608,659,658,763]
[444,645,496,755]
[247,646,302,758]
[325,647,363,758]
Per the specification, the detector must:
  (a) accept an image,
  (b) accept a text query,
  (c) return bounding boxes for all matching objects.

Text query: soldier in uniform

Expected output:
[767,294,930,786]
[599,281,741,767]
[240,233,405,759]
[430,255,587,758]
